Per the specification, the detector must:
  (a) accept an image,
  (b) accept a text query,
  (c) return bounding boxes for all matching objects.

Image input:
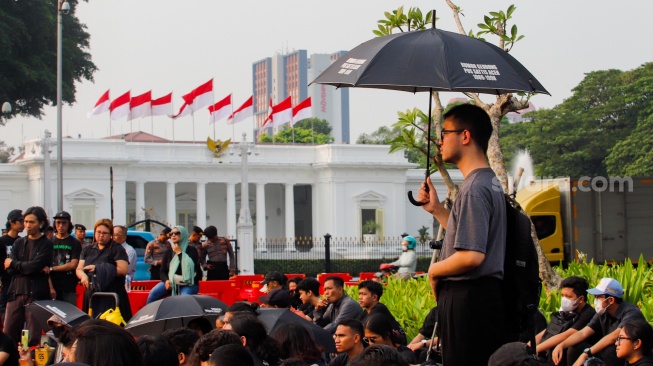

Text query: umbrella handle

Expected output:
[407,185,428,206]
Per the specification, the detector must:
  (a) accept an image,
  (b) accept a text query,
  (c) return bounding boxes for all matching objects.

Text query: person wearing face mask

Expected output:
[535,276,596,365]
[551,277,646,366]
[382,236,417,280]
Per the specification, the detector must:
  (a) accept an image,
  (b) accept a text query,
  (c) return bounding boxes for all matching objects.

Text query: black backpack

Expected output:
[502,195,542,345]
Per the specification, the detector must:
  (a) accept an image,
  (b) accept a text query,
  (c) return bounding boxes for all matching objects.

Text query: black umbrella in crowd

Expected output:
[312,13,549,205]
[27,300,91,332]
[258,308,337,355]
[125,295,227,336]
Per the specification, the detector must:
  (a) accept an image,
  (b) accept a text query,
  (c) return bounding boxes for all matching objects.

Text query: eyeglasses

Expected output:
[96,231,111,236]
[616,336,632,344]
[170,231,181,236]
[440,128,465,141]
[363,336,379,344]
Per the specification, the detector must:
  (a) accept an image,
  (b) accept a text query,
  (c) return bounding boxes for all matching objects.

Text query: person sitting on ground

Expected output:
[260,288,291,308]
[71,319,144,366]
[225,313,282,366]
[552,277,647,366]
[535,276,596,364]
[291,277,321,321]
[407,305,439,363]
[146,226,202,304]
[362,313,416,365]
[313,277,362,334]
[189,330,241,366]
[348,344,408,366]
[615,320,653,366]
[208,344,254,366]
[215,302,259,329]
[0,328,19,366]
[188,317,213,336]
[260,271,287,294]
[162,327,200,366]
[356,280,405,344]
[329,319,366,366]
[270,323,327,366]
[287,276,304,309]
[383,236,417,280]
[136,334,180,366]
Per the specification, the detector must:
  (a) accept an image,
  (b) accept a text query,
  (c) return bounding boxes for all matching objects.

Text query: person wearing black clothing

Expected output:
[0,209,24,324]
[146,226,200,304]
[76,218,132,321]
[362,313,416,365]
[616,320,653,366]
[329,319,366,366]
[407,306,439,363]
[356,280,405,344]
[49,211,82,305]
[3,206,53,347]
[0,330,19,366]
[201,226,234,280]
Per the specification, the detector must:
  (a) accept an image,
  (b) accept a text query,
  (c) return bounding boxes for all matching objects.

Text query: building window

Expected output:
[177,211,197,230]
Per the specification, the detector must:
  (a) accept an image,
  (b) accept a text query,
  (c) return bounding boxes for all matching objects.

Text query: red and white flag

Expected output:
[261,97,274,128]
[129,91,151,120]
[110,91,131,121]
[208,94,232,125]
[292,97,313,125]
[228,95,253,125]
[87,90,110,118]
[149,93,173,117]
[271,96,293,127]
[174,79,214,118]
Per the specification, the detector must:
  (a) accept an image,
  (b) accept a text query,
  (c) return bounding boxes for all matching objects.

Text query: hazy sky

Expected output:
[2,0,653,148]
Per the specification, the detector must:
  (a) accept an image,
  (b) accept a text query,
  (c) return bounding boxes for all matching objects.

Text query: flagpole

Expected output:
[311,120,314,144]
[151,114,154,142]
[213,120,216,141]
[292,124,295,145]
[192,112,195,142]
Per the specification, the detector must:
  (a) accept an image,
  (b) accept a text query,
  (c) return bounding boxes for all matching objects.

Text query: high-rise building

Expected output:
[252,50,350,143]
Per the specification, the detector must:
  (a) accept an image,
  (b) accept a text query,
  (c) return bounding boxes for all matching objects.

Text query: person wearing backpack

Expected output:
[417,104,507,366]
[535,276,597,365]
[551,278,647,366]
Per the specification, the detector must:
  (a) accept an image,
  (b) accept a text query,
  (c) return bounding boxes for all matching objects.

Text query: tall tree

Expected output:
[259,118,335,144]
[0,0,96,121]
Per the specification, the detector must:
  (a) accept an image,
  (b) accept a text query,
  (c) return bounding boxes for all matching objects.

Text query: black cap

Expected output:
[259,289,291,308]
[192,226,204,235]
[53,211,72,220]
[74,224,86,231]
[7,209,23,222]
[261,271,287,286]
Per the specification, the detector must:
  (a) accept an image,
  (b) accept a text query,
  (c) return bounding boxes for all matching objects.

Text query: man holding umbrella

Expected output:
[417,104,507,365]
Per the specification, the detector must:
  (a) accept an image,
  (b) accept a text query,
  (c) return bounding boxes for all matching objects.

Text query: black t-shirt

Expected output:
[0,234,18,284]
[50,235,82,292]
[160,245,202,284]
[7,235,53,300]
[0,331,19,366]
[328,353,349,366]
[629,356,653,366]
[571,304,596,330]
[419,306,439,338]
[80,241,129,290]
[587,301,646,336]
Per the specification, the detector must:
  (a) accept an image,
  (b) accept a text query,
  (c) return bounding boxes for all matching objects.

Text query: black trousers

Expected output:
[437,277,506,366]
[150,265,161,281]
[568,341,619,366]
[206,261,229,280]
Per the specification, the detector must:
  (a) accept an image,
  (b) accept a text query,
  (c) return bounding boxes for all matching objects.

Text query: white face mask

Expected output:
[594,298,610,316]
[260,283,269,294]
[401,245,408,252]
[560,297,580,312]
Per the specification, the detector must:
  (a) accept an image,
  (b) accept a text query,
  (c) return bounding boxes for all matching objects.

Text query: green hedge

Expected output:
[254,257,432,278]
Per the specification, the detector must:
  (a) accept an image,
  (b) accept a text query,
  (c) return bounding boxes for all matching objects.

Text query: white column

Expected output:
[135,181,145,222]
[256,183,267,252]
[196,182,206,229]
[226,183,236,237]
[285,183,295,251]
[166,182,176,227]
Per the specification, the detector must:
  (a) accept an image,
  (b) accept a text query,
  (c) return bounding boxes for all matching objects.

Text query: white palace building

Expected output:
[0,132,462,271]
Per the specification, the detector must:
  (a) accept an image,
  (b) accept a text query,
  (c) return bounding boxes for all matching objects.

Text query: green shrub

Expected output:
[254,257,431,278]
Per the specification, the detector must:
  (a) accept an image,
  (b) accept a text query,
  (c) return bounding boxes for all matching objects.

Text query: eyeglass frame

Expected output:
[440,128,466,142]
[363,336,380,344]
[615,336,633,345]
[170,231,181,236]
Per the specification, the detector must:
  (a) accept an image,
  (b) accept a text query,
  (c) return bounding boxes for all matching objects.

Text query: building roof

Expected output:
[103,131,171,143]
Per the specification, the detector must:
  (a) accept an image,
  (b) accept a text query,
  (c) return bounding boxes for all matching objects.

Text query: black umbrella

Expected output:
[26,300,91,331]
[125,295,227,336]
[312,14,549,205]
[258,308,337,355]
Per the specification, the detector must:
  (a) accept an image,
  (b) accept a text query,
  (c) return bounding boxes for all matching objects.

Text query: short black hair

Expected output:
[349,344,408,366]
[192,330,241,363]
[560,276,589,299]
[209,344,254,366]
[136,335,179,366]
[443,103,493,154]
[324,276,344,289]
[297,278,320,297]
[162,327,200,356]
[161,227,172,235]
[192,226,204,235]
[336,319,365,338]
[204,225,218,239]
[287,276,304,285]
[358,280,383,300]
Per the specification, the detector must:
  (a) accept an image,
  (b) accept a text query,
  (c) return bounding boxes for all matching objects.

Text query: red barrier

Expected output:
[317,273,353,293]
[131,280,161,291]
[199,280,239,305]
[285,273,306,280]
[128,290,150,314]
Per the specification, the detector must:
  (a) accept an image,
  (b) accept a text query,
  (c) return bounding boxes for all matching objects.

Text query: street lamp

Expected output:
[1,102,11,124]
[56,0,70,212]
[42,130,53,216]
